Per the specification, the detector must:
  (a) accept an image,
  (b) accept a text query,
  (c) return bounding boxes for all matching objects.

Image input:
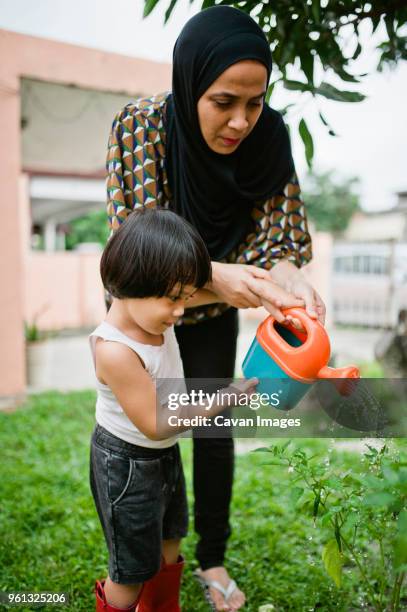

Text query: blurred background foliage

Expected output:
[143,0,407,166]
[65,210,109,251]
[303,170,360,233]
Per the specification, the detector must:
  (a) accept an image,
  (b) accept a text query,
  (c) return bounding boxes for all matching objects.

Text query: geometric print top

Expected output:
[106,92,313,324]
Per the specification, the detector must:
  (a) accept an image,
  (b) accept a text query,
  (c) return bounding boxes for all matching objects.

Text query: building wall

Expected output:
[0,29,171,396]
[25,252,105,330]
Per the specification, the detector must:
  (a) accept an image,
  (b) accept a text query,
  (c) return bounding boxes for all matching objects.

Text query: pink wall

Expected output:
[25,253,105,330]
[0,29,171,396]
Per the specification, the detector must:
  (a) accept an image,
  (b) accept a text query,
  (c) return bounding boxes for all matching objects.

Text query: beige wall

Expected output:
[0,29,171,396]
[25,253,105,330]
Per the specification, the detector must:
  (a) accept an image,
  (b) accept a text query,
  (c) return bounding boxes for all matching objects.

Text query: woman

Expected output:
[106,6,325,611]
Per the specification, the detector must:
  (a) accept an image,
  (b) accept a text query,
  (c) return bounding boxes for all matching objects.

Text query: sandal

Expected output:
[194,569,238,610]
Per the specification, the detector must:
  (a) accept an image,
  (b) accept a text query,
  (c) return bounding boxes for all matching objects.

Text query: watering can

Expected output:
[242,307,360,411]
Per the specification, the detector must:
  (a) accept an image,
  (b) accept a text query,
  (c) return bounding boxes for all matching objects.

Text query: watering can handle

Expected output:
[281,307,321,346]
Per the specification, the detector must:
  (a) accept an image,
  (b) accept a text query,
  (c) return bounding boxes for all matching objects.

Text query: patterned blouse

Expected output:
[106,92,312,324]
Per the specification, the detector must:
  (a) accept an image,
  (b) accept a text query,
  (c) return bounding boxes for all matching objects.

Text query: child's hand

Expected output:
[227,377,258,402]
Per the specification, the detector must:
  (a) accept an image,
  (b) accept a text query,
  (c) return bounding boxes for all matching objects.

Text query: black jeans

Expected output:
[90,425,188,584]
[175,307,238,570]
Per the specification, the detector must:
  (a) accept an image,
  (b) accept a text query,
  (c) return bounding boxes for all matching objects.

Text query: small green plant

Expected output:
[24,321,42,342]
[255,442,407,610]
[24,305,50,343]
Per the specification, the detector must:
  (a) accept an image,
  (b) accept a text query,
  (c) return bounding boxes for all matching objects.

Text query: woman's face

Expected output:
[197,59,268,155]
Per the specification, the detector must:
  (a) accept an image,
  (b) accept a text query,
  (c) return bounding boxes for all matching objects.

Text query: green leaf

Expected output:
[323,476,343,490]
[382,465,399,485]
[299,118,314,169]
[313,491,321,519]
[311,0,320,25]
[315,82,365,103]
[283,80,311,93]
[277,103,295,116]
[318,111,329,126]
[362,492,397,507]
[363,474,384,489]
[290,486,304,503]
[372,13,382,33]
[300,51,314,85]
[322,539,343,588]
[265,83,275,104]
[342,513,359,531]
[143,0,161,18]
[385,15,395,39]
[319,512,332,527]
[365,444,379,455]
[394,510,407,570]
[335,66,360,84]
[164,0,178,23]
[334,516,342,552]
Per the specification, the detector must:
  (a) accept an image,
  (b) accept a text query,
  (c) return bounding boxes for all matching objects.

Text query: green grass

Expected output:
[0,391,402,611]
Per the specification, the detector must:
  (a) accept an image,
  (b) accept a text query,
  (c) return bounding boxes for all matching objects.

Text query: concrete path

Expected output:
[26,320,382,393]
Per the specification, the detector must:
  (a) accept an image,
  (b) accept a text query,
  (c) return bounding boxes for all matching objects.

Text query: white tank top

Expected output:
[89,321,186,448]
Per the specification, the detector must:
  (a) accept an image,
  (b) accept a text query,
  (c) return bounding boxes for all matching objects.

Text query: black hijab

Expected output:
[165,5,294,260]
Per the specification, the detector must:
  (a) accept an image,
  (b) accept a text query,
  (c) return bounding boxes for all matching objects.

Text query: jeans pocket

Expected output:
[107,452,134,506]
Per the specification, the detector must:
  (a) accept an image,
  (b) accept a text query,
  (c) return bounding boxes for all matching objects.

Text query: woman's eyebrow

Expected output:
[211,90,267,100]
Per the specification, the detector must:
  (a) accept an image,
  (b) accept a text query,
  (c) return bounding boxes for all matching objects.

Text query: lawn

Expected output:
[0,391,405,611]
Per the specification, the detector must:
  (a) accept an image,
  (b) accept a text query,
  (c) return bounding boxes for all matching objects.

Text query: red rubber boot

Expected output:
[137,556,184,612]
[95,579,143,612]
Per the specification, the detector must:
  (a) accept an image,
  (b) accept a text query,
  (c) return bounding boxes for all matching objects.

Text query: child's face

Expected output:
[125,284,197,335]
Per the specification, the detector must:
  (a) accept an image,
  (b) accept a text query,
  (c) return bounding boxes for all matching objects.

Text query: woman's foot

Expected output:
[196,566,245,611]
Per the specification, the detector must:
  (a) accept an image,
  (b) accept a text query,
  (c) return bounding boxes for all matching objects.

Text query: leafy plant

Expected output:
[255,442,407,610]
[24,321,43,343]
[143,0,407,166]
[24,305,50,343]
[303,169,360,233]
[65,209,109,251]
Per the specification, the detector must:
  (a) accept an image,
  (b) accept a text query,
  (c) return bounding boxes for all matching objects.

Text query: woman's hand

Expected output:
[209,262,304,323]
[210,260,326,328]
[268,260,326,327]
[284,277,326,326]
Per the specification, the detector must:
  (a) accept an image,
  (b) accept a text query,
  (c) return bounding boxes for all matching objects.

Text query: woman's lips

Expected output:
[221,137,241,146]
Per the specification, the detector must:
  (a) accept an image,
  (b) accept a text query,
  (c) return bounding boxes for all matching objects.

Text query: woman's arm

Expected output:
[208,262,305,324]
[106,107,139,230]
[207,172,325,324]
[185,288,220,308]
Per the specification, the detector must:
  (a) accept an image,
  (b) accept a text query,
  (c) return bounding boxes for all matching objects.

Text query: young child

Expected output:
[89,208,255,612]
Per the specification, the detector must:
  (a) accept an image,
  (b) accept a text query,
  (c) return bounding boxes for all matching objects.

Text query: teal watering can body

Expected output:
[242,308,359,411]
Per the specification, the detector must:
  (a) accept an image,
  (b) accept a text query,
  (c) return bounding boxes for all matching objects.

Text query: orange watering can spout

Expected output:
[317,365,360,396]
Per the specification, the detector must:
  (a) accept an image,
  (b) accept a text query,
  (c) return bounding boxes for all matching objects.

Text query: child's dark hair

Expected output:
[100,208,212,298]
